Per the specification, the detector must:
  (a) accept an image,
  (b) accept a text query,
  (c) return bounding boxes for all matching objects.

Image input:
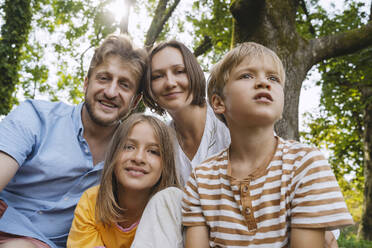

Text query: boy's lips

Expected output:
[253,92,273,102]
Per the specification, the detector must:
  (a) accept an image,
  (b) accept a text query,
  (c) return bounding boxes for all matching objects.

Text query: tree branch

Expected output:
[144,0,180,49]
[299,0,315,35]
[193,36,212,57]
[310,21,372,65]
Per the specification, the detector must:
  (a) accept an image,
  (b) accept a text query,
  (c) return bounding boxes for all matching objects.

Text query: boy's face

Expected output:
[213,55,284,127]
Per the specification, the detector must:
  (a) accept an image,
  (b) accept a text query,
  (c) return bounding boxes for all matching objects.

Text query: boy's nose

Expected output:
[254,79,271,90]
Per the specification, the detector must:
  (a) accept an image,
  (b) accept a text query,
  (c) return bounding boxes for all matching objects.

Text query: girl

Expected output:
[143,40,230,185]
[67,114,181,248]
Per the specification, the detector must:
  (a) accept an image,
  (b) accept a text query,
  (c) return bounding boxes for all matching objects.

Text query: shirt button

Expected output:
[245,207,251,215]
[38,211,43,215]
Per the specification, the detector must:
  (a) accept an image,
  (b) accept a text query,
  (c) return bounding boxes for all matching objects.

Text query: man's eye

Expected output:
[120,82,130,89]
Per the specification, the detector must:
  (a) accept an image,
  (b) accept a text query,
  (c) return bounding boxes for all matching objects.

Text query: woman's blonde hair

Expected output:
[95,113,180,226]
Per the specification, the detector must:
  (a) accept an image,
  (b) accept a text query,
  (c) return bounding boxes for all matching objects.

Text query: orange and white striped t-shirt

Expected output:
[182,137,353,247]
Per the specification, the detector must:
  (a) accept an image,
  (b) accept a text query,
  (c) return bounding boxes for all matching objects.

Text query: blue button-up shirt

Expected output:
[0,100,104,248]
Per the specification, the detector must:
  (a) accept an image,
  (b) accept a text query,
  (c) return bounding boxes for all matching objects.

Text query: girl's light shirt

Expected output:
[169,105,230,185]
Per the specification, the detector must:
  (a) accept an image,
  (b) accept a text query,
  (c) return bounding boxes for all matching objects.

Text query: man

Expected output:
[0,34,147,248]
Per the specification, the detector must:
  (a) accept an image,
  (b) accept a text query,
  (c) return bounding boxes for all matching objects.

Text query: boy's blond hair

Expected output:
[207,42,285,124]
[95,113,181,226]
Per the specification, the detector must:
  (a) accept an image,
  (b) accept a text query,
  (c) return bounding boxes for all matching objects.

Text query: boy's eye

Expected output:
[239,73,253,79]
[268,75,280,83]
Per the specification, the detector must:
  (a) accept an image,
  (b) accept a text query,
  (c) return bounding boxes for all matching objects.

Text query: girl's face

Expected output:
[150,47,192,114]
[114,121,163,194]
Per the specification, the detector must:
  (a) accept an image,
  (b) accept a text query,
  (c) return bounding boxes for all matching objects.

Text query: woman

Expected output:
[143,40,230,185]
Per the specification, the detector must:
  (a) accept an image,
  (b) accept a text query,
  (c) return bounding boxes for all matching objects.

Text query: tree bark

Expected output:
[359,85,372,240]
[144,0,180,49]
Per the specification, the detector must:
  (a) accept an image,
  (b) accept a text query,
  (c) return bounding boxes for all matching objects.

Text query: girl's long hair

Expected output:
[95,113,181,226]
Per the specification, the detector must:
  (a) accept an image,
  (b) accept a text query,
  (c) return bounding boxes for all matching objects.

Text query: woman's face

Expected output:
[150,47,192,114]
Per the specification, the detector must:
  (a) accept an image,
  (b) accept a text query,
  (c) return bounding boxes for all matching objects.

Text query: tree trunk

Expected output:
[358,85,372,240]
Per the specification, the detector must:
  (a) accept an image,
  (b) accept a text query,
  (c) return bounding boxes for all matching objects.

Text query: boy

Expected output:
[182,42,353,247]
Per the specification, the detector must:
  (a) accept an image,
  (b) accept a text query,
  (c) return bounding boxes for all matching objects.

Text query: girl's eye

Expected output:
[124,144,135,150]
[148,148,160,156]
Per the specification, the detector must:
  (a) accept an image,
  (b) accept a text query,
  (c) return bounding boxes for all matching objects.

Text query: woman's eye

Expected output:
[176,69,185,74]
[151,74,162,80]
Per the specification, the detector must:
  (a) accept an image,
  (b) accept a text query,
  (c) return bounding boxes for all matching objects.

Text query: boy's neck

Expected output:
[228,126,277,179]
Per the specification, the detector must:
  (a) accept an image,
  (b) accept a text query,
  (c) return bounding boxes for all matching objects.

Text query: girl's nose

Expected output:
[132,149,145,164]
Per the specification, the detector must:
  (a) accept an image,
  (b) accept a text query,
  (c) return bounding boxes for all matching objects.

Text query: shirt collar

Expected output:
[72,102,85,141]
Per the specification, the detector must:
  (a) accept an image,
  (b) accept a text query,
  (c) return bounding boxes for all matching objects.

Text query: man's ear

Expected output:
[83,77,89,92]
[211,94,225,114]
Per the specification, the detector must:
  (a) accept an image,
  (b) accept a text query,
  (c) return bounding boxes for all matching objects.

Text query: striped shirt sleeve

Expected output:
[182,170,207,226]
[290,147,353,229]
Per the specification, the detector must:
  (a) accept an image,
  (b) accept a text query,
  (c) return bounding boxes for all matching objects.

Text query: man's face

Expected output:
[84,55,141,127]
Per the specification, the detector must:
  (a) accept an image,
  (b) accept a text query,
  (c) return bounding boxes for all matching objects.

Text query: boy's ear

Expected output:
[211,94,225,114]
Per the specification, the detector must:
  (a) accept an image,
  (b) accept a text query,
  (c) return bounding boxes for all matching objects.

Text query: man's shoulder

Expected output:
[20,99,78,116]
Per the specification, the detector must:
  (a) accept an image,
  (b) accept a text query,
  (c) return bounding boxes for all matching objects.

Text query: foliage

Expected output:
[186,0,232,69]
[301,1,372,221]
[0,0,33,115]
[338,225,372,248]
